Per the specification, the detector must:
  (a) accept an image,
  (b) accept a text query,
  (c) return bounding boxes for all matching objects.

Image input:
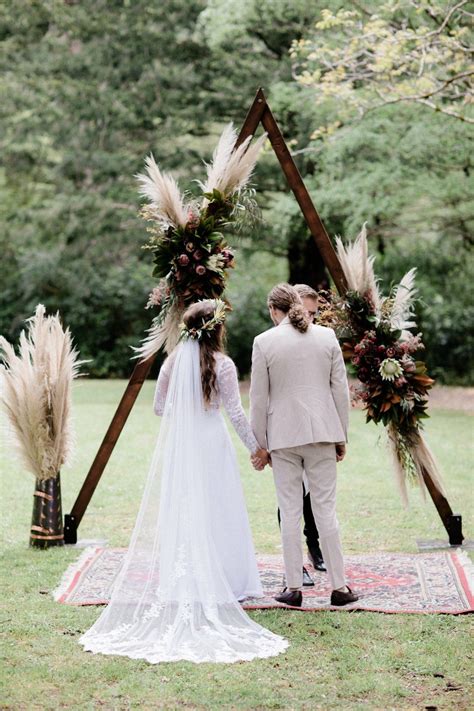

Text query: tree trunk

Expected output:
[288,233,329,290]
[30,474,64,548]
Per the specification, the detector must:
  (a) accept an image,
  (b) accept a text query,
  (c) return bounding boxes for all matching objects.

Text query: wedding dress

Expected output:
[79,340,288,663]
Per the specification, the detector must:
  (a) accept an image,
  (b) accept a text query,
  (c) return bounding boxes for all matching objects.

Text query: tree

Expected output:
[291,1,473,125]
[0,0,233,375]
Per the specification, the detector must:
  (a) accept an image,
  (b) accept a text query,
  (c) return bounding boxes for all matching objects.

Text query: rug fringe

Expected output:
[52,546,102,602]
[454,548,474,588]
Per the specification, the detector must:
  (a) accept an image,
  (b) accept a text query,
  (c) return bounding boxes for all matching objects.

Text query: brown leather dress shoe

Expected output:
[330,586,359,606]
[275,588,303,607]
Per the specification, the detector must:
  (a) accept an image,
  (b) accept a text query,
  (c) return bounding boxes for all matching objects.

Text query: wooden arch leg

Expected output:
[64,355,155,543]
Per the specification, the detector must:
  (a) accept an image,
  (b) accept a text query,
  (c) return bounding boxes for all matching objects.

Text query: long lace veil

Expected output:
[80,339,287,663]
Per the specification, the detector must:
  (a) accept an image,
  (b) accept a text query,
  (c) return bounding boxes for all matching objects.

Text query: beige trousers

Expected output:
[271,442,346,591]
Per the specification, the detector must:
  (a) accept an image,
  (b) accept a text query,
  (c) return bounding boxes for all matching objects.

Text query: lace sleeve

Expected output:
[153,357,173,416]
[217,357,259,454]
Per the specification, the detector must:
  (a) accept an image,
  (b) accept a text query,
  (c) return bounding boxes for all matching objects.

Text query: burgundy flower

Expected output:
[193,249,204,261]
[222,249,234,263]
[352,356,360,366]
[377,345,386,353]
[178,254,190,267]
[394,376,407,387]
[401,356,416,373]
[196,265,206,276]
[386,347,395,357]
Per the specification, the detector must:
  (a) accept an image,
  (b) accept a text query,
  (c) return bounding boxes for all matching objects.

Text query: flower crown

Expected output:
[179,299,228,341]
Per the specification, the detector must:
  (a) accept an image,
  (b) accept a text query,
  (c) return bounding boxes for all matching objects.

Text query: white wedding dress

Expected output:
[79,340,287,663]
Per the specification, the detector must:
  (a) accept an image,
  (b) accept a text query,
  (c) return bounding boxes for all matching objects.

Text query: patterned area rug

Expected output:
[54,547,473,614]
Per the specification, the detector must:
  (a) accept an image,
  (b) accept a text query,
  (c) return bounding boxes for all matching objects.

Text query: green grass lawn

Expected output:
[1,380,473,710]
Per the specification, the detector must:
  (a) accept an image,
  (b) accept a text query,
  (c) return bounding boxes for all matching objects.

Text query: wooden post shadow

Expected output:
[64,88,463,546]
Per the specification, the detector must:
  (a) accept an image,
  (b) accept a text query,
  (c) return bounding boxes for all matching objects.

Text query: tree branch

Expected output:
[425,0,468,38]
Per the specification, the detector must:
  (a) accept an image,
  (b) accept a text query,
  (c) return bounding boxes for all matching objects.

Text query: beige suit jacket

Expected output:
[249,318,350,451]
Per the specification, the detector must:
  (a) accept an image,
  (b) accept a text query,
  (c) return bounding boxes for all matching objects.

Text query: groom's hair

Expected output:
[294,284,318,300]
[267,283,309,333]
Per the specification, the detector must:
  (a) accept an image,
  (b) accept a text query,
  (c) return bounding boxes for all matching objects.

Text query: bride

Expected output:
[79,299,288,663]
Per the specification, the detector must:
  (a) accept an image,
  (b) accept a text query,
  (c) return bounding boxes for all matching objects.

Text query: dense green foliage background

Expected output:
[1,0,472,381]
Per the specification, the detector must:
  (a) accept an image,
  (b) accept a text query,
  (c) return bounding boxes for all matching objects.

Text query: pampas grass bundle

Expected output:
[335,223,382,314]
[390,267,417,331]
[136,154,189,229]
[387,423,446,507]
[0,305,84,481]
[132,302,183,361]
[200,123,267,202]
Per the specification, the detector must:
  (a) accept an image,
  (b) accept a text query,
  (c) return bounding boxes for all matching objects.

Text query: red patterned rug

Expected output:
[54,547,473,614]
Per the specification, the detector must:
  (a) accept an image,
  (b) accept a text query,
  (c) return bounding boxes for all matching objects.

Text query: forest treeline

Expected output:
[1,0,472,381]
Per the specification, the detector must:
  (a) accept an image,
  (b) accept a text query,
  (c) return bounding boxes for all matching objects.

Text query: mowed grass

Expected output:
[1,379,473,710]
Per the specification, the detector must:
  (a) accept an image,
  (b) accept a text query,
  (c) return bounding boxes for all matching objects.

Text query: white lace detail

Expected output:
[215,356,259,453]
[153,354,175,416]
[154,353,258,453]
[80,341,287,664]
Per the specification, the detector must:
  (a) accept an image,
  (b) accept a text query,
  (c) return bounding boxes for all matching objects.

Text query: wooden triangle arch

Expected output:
[64,88,462,545]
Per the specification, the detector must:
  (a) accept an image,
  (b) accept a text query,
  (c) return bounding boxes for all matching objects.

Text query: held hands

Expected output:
[335,443,346,462]
[251,448,271,471]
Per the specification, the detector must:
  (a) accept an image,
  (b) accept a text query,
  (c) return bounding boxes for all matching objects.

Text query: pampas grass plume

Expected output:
[200,123,267,200]
[0,305,84,480]
[336,223,382,313]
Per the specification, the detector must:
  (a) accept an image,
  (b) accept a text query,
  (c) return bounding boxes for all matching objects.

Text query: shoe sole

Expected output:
[274,598,303,607]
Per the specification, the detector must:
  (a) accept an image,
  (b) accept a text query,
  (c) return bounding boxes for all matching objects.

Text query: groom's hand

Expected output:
[335,443,346,462]
[251,448,269,471]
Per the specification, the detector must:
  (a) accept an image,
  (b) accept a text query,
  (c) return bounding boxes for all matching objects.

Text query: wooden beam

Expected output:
[64,354,155,541]
[258,91,347,293]
[235,87,267,147]
[421,465,463,545]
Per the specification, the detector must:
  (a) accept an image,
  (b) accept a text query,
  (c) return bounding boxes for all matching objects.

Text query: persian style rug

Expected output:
[54,548,473,614]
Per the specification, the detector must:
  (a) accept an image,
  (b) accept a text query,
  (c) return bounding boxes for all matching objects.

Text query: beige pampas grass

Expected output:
[200,123,267,202]
[0,305,84,481]
[390,268,417,331]
[136,154,189,228]
[387,425,411,508]
[335,223,382,314]
[387,424,446,506]
[132,302,183,361]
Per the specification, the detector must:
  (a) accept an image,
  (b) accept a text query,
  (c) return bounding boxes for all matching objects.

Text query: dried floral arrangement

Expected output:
[0,305,85,547]
[0,305,83,481]
[317,225,444,505]
[134,124,266,360]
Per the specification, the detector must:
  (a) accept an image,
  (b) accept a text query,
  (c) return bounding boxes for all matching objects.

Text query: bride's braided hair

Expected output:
[267,283,310,333]
[182,300,226,404]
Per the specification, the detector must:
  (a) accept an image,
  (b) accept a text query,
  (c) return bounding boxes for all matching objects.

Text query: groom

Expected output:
[249,283,358,607]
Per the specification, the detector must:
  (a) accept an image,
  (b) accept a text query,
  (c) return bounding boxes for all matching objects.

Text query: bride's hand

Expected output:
[251,448,269,470]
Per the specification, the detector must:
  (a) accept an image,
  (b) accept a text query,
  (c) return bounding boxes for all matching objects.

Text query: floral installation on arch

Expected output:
[316,225,444,505]
[134,124,266,360]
